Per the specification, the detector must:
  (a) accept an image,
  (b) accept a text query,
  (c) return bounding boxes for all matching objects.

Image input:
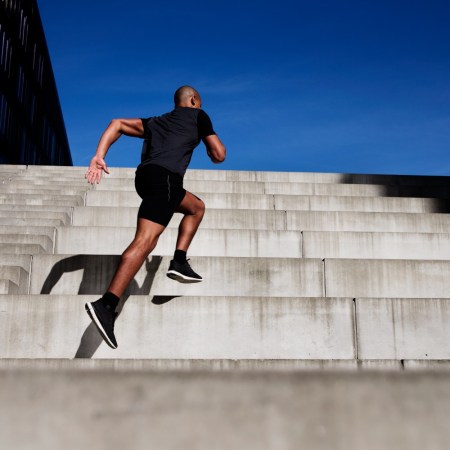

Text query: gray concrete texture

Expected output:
[28,253,450,298]
[72,205,450,232]
[0,193,84,206]
[0,295,354,359]
[56,227,303,257]
[22,163,450,184]
[56,226,450,260]
[1,163,450,371]
[0,358,407,371]
[1,369,450,450]
[3,294,450,360]
[85,189,449,213]
[302,231,450,260]
[72,206,287,229]
[356,298,450,359]
[29,255,325,297]
[325,259,450,298]
[93,177,450,199]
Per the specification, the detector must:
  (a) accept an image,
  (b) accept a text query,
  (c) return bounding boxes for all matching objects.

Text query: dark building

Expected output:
[0,0,72,165]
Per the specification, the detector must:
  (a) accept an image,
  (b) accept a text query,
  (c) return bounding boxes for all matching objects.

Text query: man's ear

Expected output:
[191,96,196,106]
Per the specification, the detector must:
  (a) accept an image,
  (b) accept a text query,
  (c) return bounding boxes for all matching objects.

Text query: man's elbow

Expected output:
[211,146,226,163]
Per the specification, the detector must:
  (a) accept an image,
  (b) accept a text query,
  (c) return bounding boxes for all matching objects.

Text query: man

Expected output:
[84,86,226,349]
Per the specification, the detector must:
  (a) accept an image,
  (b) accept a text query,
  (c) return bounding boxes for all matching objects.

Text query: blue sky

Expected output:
[38,0,450,175]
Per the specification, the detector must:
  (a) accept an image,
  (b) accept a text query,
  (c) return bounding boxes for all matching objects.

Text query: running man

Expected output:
[84,86,226,348]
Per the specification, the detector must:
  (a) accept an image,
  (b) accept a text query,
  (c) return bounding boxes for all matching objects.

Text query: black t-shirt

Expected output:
[139,107,216,176]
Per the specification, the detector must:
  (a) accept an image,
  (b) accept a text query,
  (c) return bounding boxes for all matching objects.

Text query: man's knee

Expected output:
[196,198,205,216]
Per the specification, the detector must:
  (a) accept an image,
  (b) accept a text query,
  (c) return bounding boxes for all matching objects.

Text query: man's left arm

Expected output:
[203,134,226,163]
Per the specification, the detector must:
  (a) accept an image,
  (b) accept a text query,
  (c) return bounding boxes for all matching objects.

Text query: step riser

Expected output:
[55,227,450,260]
[30,255,325,297]
[55,228,303,258]
[85,191,448,213]
[91,178,450,199]
[72,207,450,233]
[325,259,450,298]
[0,358,407,371]
[1,296,450,359]
[0,296,355,359]
[357,298,450,359]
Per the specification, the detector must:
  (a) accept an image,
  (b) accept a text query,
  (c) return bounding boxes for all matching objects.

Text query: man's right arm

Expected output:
[203,134,226,164]
[86,118,145,184]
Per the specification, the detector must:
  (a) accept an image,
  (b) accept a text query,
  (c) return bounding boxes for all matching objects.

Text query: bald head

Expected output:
[174,85,202,108]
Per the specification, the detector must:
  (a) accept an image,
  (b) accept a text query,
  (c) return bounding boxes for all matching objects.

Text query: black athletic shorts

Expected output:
[135,164,186,227]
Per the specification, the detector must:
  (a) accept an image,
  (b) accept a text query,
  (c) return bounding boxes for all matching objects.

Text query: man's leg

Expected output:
[175,191,205,251]
[85,218,165,348]
[107,218,165,298]
[167,191,205,282]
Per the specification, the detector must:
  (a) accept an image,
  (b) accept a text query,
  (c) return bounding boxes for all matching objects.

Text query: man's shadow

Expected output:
[40,254,179,358]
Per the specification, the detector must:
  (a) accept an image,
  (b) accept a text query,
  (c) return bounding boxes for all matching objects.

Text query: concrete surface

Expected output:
[325,259,450,298]
[0,370,449,450]
[93,177,450,199]
[356,298,450,359]
[55,227,303,257]
[0,358,404,371]
[0,295,354,359]
[72,206,450,232]
[302,231,450,260]
[29,255,325,297]
[72,206,287,229]
[84,189,450,213]
[287,210,450,233]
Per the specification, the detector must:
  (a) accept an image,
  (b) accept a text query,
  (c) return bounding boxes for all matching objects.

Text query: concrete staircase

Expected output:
[1,164,450,449]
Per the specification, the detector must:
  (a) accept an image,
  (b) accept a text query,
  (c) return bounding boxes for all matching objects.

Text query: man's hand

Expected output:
[85,156,110,184]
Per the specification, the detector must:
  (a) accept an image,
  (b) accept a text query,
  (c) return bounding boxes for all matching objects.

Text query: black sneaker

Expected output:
[85,299,118,349]
[167,259,203,283]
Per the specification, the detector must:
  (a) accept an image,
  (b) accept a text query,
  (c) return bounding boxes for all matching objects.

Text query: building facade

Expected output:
[0,0,72,165]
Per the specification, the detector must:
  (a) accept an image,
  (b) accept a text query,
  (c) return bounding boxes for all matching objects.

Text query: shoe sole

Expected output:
[85,303,118,349]
[166,270,203,283]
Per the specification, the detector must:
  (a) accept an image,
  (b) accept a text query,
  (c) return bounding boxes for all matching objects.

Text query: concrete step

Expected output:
[302,231,450,260]
[73,206,286,229]
[95,177,450,199]
[2,294,449,360]
[0,193,84,207]
[31,255,324,297]
[0,369,449,450]
[4,179,92,187]
[0,280,18,294]
[287,210,450,233]
[0,225,56,241]
[0,234,53,252]
[275,194,450,214]
[29,254,450,298]
[0,295,354,359]
[0,254,32,271]
[0,203,73,214]
[0,358,407,371]
[72,206,450,233]
[0,187,90,196]
[0,266,29,293]
[55,227,450,260]
[55,227,302,257]
[356,298,450,359]
[23,164,450,185]
[3,358,450,371]
[85,190,450,213]
[0,243,46,254]
[0,217,64,227]
[0,210,71,225]
[325,259,450,298]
